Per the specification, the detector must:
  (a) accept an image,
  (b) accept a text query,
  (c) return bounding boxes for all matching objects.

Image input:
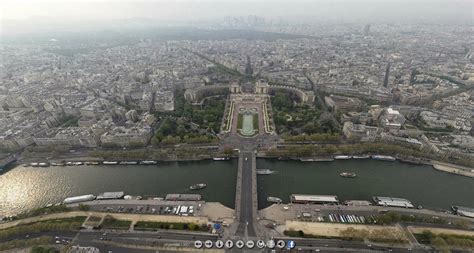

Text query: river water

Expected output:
[256,159,473,210]
[0,159,472,216]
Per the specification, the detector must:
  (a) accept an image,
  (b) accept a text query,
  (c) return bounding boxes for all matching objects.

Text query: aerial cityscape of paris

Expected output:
[0,0,473,252]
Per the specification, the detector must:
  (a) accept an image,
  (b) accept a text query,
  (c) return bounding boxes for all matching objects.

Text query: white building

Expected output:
[380,108,406,130]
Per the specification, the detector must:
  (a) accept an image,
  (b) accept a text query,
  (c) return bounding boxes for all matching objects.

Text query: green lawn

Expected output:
[237,114,243,129]
[101,216,131,230]
[39,216,87,224]
[0,217,86,240]
[253,114,259,130]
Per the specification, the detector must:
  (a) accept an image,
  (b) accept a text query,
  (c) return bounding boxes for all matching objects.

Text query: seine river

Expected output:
[0,159,473,216]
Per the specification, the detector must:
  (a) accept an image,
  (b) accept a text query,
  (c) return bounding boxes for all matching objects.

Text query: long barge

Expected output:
[334,155,352,160]
[373,196,414,208]
[300,157,334,162]
[140,161,158,165]
[102,161,119,165]
[451,206,474,218]
[213,157,230,161]
[290,194,339,204]
[371,155,396,162]
[398,158,425,165]
[352,155,370,159]
[63,194,96,204]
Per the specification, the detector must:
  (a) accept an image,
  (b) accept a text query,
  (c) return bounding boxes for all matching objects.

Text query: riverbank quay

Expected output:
[284,220,407,239]
[260,204,474,251]
[68,200,235,225]
[19,144,224,163]
[0,211,209,231]
[19,156,217,164]
[17,151,472,178]
[266,142,474,167]
[259,204,474,229]
[15,140,473,178]
[431,161,474,178]
[281,221,474,251]
[258,154,473,178]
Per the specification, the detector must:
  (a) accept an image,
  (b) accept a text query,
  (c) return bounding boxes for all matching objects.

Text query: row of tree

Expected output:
[266,142,473,167]
[0,236,52,252]
[91,146,216,160]
[339,227,407,244]
[0,220,83,240]
[282,133,341,142]
[416,230,474,252]
[30,245,59,253]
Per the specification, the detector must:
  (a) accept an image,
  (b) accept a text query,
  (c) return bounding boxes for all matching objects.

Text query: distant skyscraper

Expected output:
[364,24,371,36]
[245,56,253,77]
[383,63,391,88]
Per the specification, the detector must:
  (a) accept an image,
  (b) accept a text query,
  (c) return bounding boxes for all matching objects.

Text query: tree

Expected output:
[431,236,449,252]
[162,136,180,145]
[303,122,318,134]
[298,230,305,237]
[272,91,294,111]
[176,123,186,138]
[223,147,234,156]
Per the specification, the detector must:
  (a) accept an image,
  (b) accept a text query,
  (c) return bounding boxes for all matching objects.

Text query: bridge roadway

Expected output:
[234,151,257,237]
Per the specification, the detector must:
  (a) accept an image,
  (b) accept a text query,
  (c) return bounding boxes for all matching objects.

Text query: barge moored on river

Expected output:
[85,161,100,165]
[373,196,414,208]
[300,157,334,162]
[290,194,339,205]
[29,162,49,167]
[120,161,138,165]
[140,161,158,165]
[97,191,125,200]
[371,155,396,162]
[334,155,352,160]
[451,206,474,218]
[63,194,96,204]
[352,155,370,159]
[103,161,119,165]
[213,157,230,161]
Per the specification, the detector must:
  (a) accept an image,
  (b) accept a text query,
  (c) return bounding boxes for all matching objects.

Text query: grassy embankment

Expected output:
[100,216,131,230]
[0,217,86,240]
[134,221,208,232]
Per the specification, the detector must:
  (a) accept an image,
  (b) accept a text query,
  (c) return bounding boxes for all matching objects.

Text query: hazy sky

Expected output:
[1,0,472,35]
